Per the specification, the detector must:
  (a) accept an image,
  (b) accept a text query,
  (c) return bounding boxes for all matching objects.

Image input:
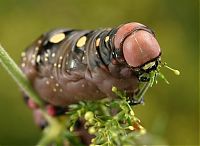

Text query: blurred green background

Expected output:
[0,0,198,145]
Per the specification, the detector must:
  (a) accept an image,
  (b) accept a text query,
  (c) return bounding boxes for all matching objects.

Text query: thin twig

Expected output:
[0,44,63,145]
[0,44,43,107]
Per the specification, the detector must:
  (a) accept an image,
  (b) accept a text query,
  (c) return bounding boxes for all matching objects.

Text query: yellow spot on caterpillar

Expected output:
[32,54,36,59]
[56,83,59,87]
[21,63,25,67]
[46,80,50,85]
[45,53,49,57]
[51,53,55,57]
[53,63,57,67]
[58,64,61,68]
[38,40,42,44]
[59,56,63,60]
[59,89,63,92]
[49,33,65,43]
[36,55,40,63]
[76,36,87,47]
[53,88,57,92]
[22,57,27,61]
[50,76,54,79]
[105,36,109,42]
[35,47,39,51]
[44,57,48,62]
[96,38,100,46]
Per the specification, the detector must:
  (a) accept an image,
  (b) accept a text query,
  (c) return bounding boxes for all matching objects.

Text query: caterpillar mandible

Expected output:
[21,22,161,107]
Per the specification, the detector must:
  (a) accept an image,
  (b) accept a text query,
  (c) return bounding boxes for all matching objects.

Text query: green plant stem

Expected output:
[136,81,151,100]
[38,111,63,145]
[0,44,63,145]
[0,44,43,107]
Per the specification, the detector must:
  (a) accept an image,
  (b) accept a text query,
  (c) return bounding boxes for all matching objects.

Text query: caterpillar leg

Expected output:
[23,94,93,145]
[128,96,144,105]
[23,94,67,129]
[33,109,48,129]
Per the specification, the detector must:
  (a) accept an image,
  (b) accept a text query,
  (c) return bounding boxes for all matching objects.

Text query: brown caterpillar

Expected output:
[21,22,161,107]
[20,22,161,144]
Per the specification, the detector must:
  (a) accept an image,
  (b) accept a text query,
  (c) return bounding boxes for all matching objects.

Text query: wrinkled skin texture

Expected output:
[21,22,161,145]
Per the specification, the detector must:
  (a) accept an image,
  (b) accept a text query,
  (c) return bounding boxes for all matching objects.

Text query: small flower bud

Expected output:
[112,86,117,92]
[91,138,95,143]
[174,70,180,75]
[69,126,74,132]
[84,111,94,121]
[164,64,180,76]
[128,126,134,130]
[140,128,146,134]
[88,127,96,134]
[96,122,101,126]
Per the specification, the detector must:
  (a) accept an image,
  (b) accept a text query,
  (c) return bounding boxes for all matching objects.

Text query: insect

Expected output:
[20,23,162,143]
[21,22,161,113]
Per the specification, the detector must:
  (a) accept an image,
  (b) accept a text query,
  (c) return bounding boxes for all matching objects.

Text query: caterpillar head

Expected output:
[114,22,161,76]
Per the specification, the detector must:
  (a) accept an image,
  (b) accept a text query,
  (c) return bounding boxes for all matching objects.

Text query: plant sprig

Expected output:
[0,44,179,146]
[0,45,64,146]
[67,87,146,146]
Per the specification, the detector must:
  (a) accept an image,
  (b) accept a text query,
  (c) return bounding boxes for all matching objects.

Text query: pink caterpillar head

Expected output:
[114,22,161,73]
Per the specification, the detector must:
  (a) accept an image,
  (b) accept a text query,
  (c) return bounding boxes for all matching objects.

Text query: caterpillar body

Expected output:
[21,22,161,107]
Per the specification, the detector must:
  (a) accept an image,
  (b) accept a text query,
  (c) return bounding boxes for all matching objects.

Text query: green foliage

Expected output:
[66,87,146,146]
[0,45,179,145]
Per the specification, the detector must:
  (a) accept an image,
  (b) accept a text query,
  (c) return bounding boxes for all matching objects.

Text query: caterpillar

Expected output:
[21,22,161,108]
